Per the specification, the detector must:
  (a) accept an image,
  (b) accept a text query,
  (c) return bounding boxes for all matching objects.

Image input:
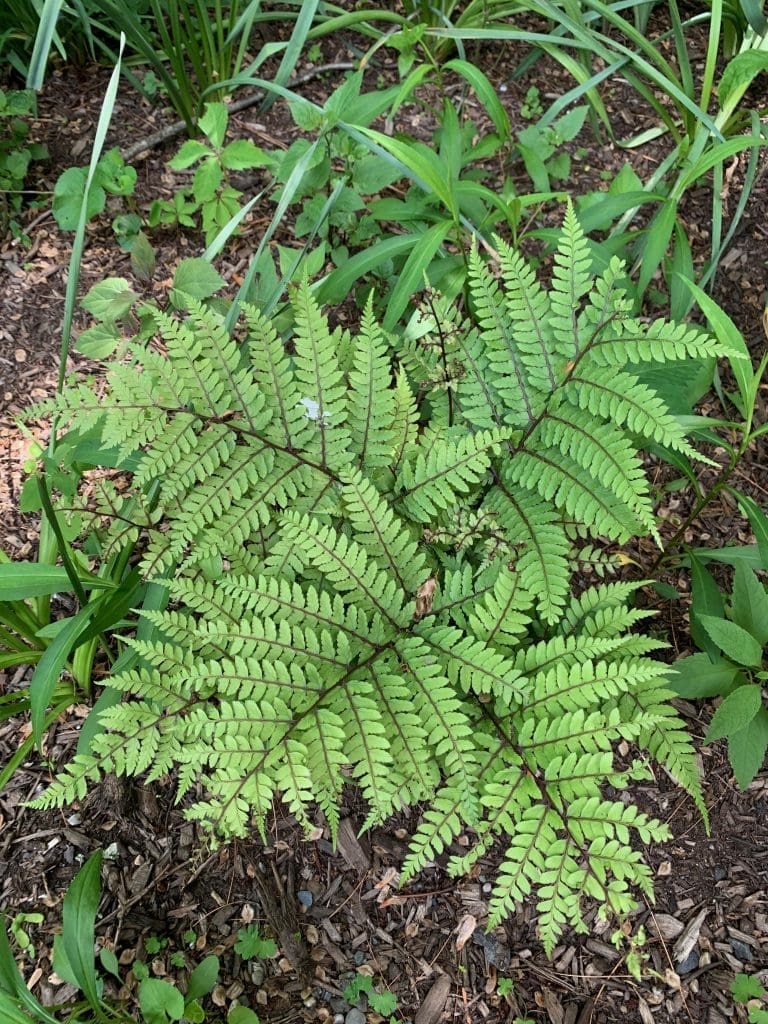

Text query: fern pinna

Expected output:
[31,206,729,953]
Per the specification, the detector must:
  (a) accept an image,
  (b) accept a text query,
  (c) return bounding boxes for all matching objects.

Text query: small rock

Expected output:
[333,1016,344,1024]
[714,867,727,881]
[345,1009,366,1024]
[248,962,265,986]
[729,939,753,962]
[353,950,365,966]
[297,890,313,909]
[677,951,699,974]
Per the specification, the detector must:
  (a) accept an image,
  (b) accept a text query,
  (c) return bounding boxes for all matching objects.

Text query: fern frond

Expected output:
[347,296,396,469]
[548,199,592,360]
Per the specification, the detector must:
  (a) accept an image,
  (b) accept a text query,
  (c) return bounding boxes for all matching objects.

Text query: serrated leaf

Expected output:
[193,157,222,202]
[172,257,225,299]
[732,972,766,1003]
[732,562,768,646]
[76,323,121,358]
[198,102,228,149]
[705,684,762,743]
[81,278,137,323]
[728,708,768,790]
[168,139,212,170]
[698,615,763,667]
[220,139,265,170]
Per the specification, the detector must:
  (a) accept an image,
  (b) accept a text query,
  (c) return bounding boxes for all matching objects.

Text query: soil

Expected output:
[1,15,768,1024]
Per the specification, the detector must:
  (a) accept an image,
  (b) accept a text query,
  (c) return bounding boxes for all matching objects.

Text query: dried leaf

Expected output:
[455,914,477,952]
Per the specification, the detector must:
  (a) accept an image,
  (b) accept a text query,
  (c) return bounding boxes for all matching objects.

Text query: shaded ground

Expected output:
[1,22,768,1024]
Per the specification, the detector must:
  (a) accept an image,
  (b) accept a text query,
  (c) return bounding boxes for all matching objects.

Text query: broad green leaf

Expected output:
[61,851,103,1009]
[705,683,762,742]
[698,615,763,667]
[76,323,121,358]
[732,490,768,572]
[172,257,225,299]
[732,562,768,645]
[383,221,452,330]
[444,58,511,140]
[719,51,768,110]
[140,978,184,1024]
[198,102,228,149]
[729,708,768,790]
[130,230,157,281]
[29,605,94,743]
[81,278,137,323]
[732,971,766,1002]
[220,140,265,170]
[186,955,219,1002]
[193,157,223,202]
[678,276,751,416]
[638,199,676,297]
[690,552,725,661]
[228,1007,261,1024]
[670,653,739,699]
[0,564,108,601]
[52,166,104,230]
[168,139,212,170]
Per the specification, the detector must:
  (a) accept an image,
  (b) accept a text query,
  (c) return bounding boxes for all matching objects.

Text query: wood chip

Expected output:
[673,908,708,965]
[648,913,685,941]
[336,818,370,873]
[415,974,451,1024]
[455,914,476,951]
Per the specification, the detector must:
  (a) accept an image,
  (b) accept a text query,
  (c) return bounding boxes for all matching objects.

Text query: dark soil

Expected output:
[2,19,768,1024]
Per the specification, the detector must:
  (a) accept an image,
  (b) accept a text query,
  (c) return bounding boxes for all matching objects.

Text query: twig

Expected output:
[122,62,355,163]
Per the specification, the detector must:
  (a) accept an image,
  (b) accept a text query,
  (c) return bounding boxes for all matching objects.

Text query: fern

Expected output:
[28,206,733,955]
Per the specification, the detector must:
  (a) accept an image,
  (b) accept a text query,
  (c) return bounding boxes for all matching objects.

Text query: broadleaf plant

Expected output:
[27,205,732,954]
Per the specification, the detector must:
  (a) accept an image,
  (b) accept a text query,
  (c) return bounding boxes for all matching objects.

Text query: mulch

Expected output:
[1,17,768,1024]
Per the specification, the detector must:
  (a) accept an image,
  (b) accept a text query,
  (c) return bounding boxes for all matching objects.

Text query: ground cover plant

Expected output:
[1,1,768,1022]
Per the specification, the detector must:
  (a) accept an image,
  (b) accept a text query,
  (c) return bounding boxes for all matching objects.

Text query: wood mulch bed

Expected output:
[1,22,768,1024]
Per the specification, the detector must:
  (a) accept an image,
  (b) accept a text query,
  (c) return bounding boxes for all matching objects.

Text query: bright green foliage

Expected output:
[29,207,725,953]
[672,561,768,788]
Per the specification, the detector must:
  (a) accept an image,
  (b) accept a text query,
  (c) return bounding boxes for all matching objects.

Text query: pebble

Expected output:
[333,1016,344,1024]
[297,890,313,909]
[353,950,365,966]
[729,939,753,962]
[345,1010,366,1024]
[677,951,699,974]
[714,867,727,881]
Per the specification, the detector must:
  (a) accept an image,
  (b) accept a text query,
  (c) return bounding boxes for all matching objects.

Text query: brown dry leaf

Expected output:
[414,577,438,620]
[455,914,476,952]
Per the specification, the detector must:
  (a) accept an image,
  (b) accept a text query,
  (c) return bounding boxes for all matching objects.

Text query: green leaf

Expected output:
[698,615,763,667]
[198,102,228,149]
[705,683,763,743]
[220,140,265,170]
[383,221,452,330]
[29,604,94,743]
[731,562,768,646]
[638,199,676,297]
[670,653,739,699]
[234,927,277,960]
[732,491,768,573]
[99,947,121,980]
[186,955,219,1002]
[0,564,106,601]
[130,230,157,282]
[228,1007,261,1024]
[139,978,184,1024]
[168,139,212,170]
[193,157,223,202]
[690,552,725,661]
[732,972,766,1003]
[444,58,511,140]
[81,278,137,323]
[719,51,768,110]
[728,708,768,790]
[52,166,105,231]
[172,257,225,299]
[61,851,103,1009]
